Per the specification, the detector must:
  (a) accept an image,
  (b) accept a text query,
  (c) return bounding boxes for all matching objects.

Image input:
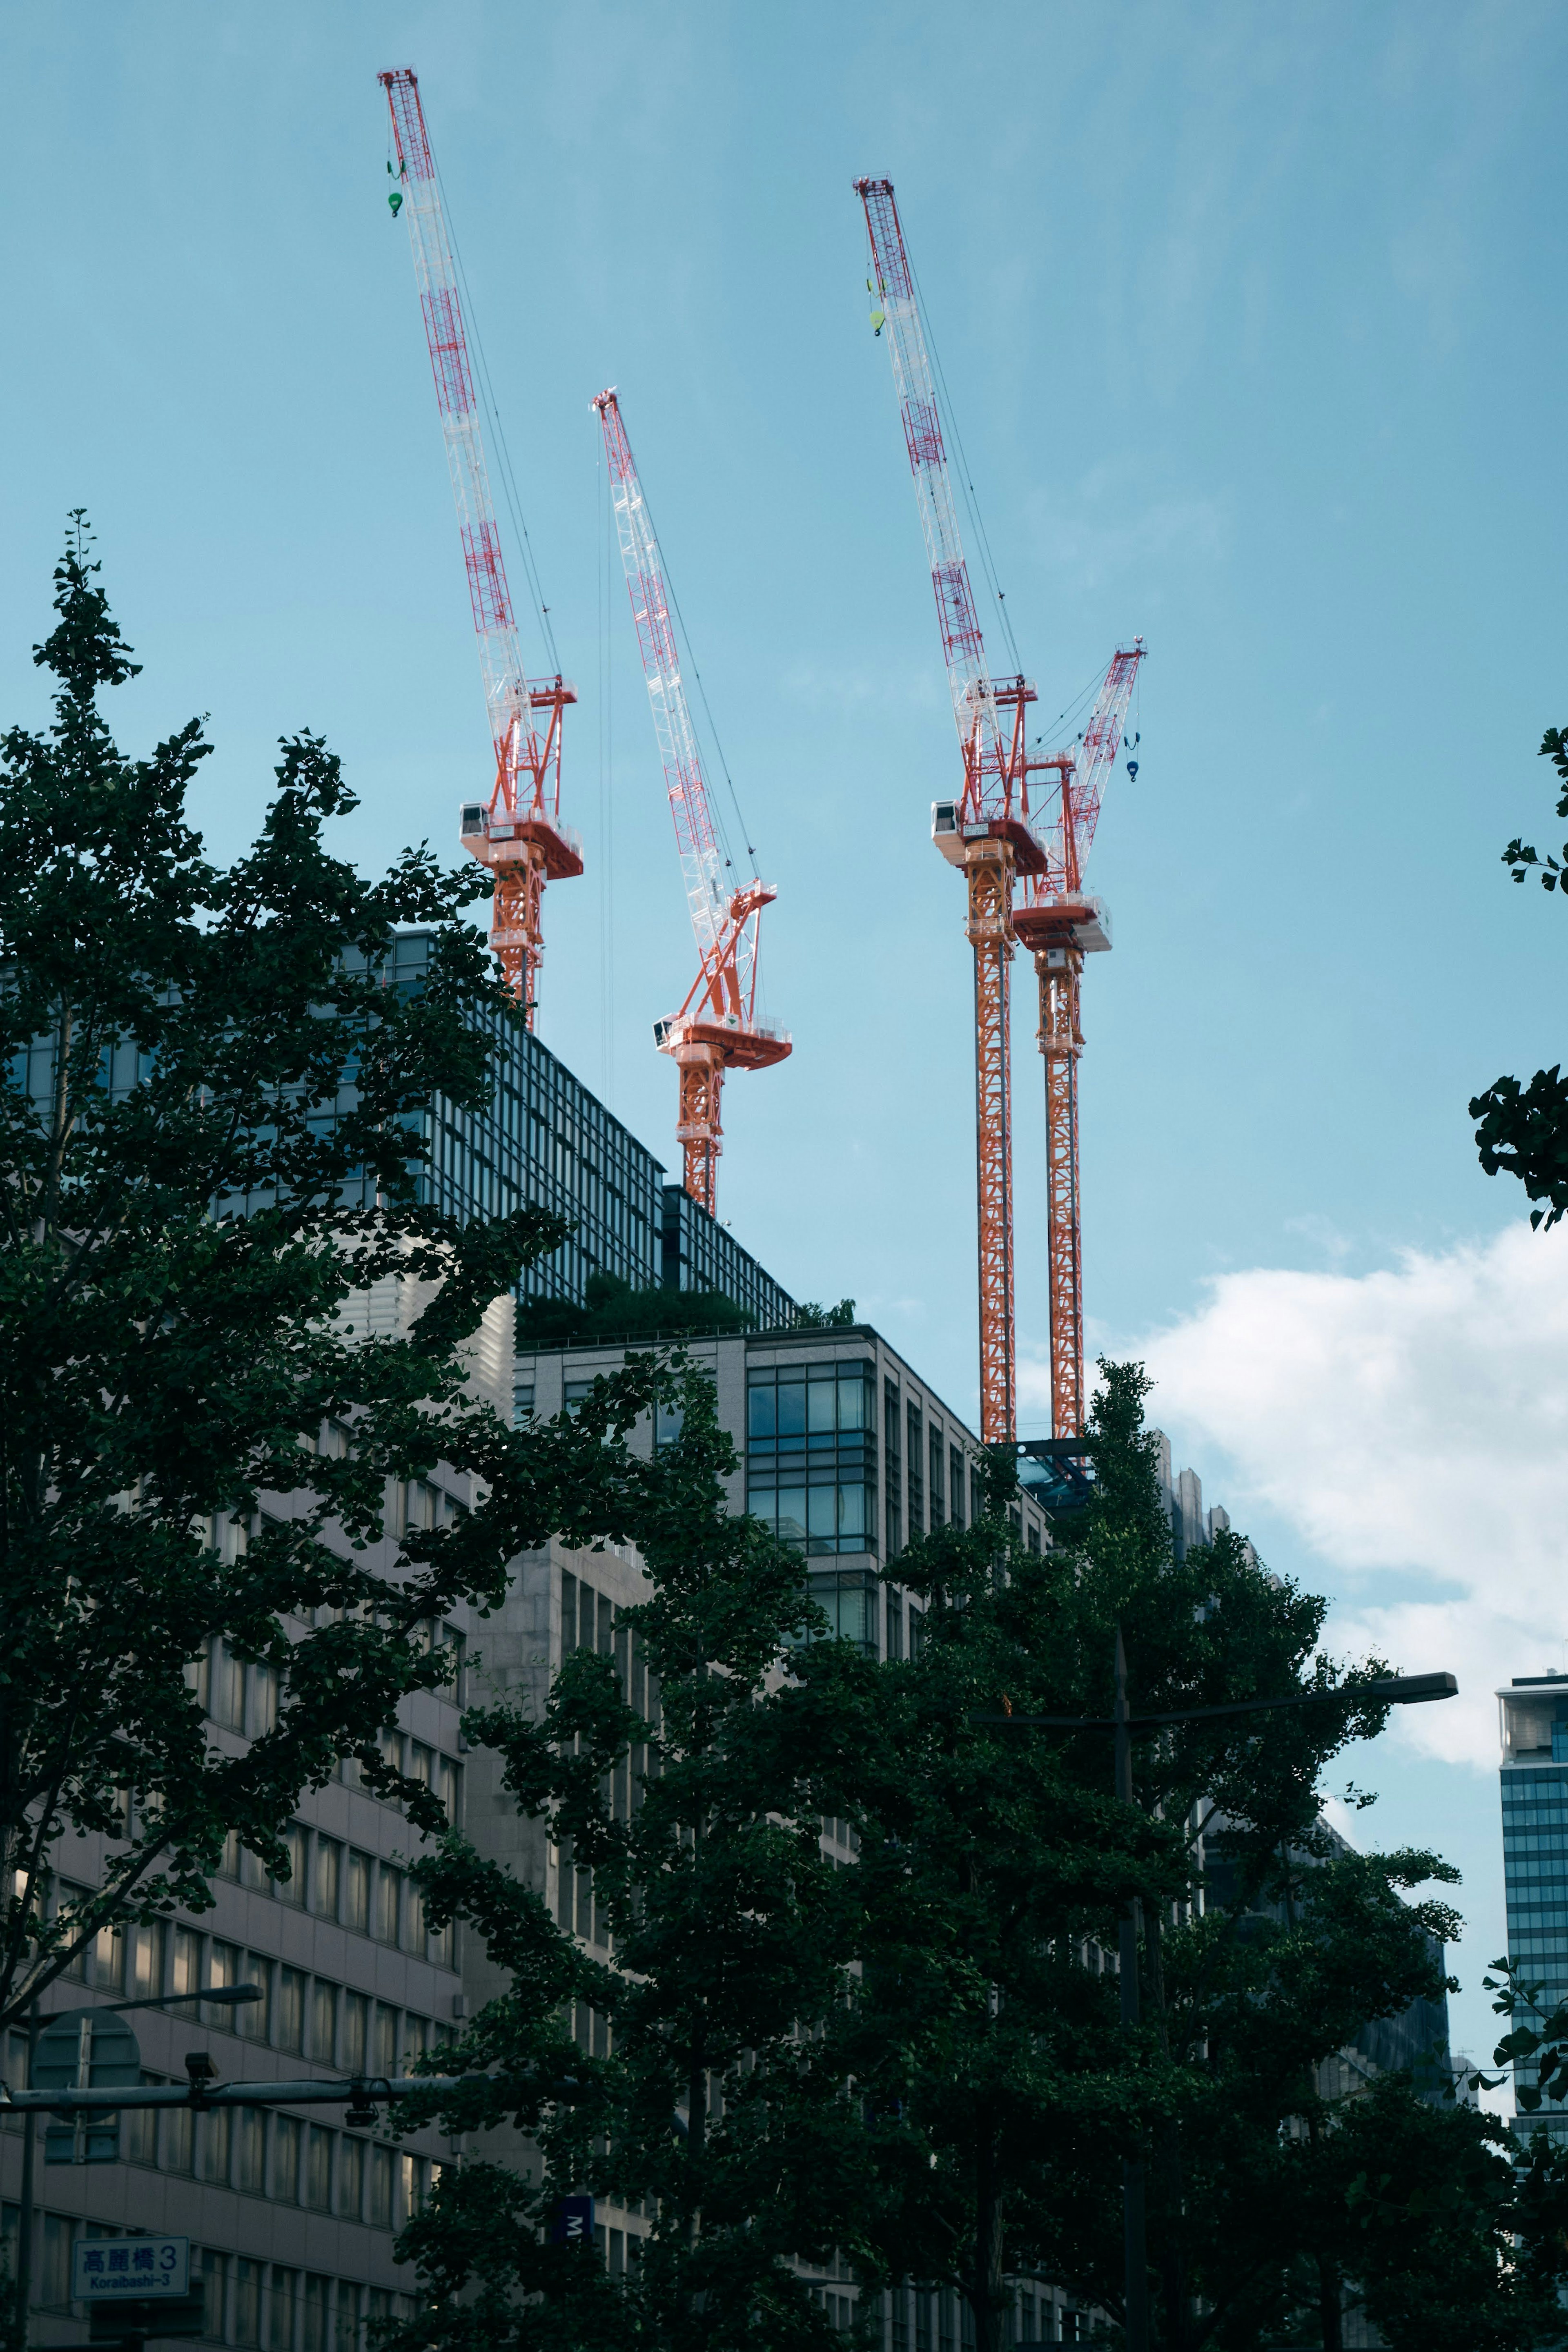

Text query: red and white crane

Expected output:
[856,176,1048,1446]
[1013,644,1145,1440]
[857,176,1145,1448]
[592,389,790,1216]
[379,66,579,1025]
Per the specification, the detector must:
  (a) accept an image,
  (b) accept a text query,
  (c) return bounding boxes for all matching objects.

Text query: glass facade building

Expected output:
[387,931,797,1325]
[1500,1674,1568,2143]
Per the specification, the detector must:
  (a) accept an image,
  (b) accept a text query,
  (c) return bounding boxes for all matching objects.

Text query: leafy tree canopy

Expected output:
[0,520,668,2030]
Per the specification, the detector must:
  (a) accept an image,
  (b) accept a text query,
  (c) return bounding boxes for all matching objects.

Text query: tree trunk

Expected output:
[968,2129,1007,2352]
[1145,1905,1189,2352]
[1317,2254,1343,2352]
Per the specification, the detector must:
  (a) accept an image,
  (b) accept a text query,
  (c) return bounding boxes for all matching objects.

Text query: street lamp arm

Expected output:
[972,1671,1457,1734]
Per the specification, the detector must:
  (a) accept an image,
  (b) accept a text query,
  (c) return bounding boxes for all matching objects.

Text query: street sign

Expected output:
[37,2011,141,2165]
[74,2237,189,2301]
[550,2194,594,2246]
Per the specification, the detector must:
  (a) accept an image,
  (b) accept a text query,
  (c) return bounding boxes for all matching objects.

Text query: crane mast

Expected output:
[592,389,790,1215]
[1013,643,1145,1440]
[379,66,580,1024]
[857,176,1050,1446]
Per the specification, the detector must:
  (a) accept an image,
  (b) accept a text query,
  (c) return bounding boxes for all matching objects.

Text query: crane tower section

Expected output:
[592,389,790,1217]
[1013,642,1146,1441]
[379,66,580,1024]
[857,175,1046,1446]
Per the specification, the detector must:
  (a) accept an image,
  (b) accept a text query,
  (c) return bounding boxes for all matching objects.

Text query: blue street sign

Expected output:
[550,2195,594,2247]
[73,2236,189,2300]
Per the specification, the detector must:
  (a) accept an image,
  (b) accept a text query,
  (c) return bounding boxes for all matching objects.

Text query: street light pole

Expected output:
[12,1981,260,2348]
[977,1651,1457,2351]
[1113,1630,1150,2352]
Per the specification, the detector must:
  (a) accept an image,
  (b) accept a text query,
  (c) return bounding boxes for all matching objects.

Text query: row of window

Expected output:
[48,1930,454,2069]
[191,1629,468,1753]
[83,2095,439,2225]
[884,2283,1081,2348]
[16,2215,416,2352]
[64,1824,457,1973]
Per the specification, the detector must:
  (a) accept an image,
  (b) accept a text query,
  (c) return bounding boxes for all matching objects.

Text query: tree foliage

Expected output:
[0,521,667,2029]
[1470,723,1568,1225]
[391,1362,1568,2350]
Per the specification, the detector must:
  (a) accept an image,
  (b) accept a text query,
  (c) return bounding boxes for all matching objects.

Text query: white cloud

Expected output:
[1021,1224,1568,1771]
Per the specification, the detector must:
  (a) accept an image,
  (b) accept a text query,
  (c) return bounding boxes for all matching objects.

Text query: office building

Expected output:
[1499,1673,1568,2145]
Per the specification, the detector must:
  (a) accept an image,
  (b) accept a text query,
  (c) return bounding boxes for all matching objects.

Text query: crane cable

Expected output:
[630,463,761,887]
[431,153,560,678]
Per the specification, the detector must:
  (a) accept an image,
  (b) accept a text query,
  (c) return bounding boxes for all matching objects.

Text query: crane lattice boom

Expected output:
[379,65,579,1020]
[857,175,1022,1444]
[592,389,789,1216]
[1013,642,1147,1441]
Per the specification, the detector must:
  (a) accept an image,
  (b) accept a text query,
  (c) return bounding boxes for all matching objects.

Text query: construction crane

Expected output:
[855,176,1048,1446]
[379,66,579,1025]
[592,389,790,1216]
[1013,644,1145,1441]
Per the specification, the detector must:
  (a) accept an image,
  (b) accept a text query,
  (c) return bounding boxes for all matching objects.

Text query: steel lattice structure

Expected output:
[379,66,580,1023]
[857,176,1052,1445]
[592,390,789,1216]
[1013,644,1145,1438]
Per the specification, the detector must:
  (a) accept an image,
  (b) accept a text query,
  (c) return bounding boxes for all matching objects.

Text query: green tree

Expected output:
[0,519,665,2029]
[1470,723,1568,1224]
[387,1363,858,2352]
[810,1366,1505,2352]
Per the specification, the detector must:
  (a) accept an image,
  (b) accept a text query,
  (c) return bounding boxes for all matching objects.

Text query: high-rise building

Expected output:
[1499,1673,1568,2144]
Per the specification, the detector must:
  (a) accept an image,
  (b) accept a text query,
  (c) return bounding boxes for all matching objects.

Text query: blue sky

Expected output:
[3,1,1564,2061]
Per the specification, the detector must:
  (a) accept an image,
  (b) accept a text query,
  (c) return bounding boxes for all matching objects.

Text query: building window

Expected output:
[201,2107,233,2185]
[746,1360,878,1555]
[311,1980,337,2065]
[164,2102,194,2176]
[238,2110,265,2195]
[275,1822,307,1905]
[376,1868,402,1946]
[807,1572,881,1658]
[171,1926,201,2020]
[346,1850,371,1935]
[305,2127,333,2211]
[950,1445,965,1531]
[342,1992,368,2075]
[276,1968,305,2054]
[241,1957,273,2043]
[234,2260,261,2347]
[886,1592,904,1661]
[906,1401,924,1534]
[251,1661,278,1736]
[929,1430,945,1525]
[370,2144,394,2229]
[303,2274,330,2352]
[374,2004,399,2076]
[205,1940,241,2028]
[212,1640,246,1733]
[267,2269,298,2352]
[313,1838,341,1919]
[93,1918,126,1994]
[338,2134,365,2220]
[131,1920,165,2001]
